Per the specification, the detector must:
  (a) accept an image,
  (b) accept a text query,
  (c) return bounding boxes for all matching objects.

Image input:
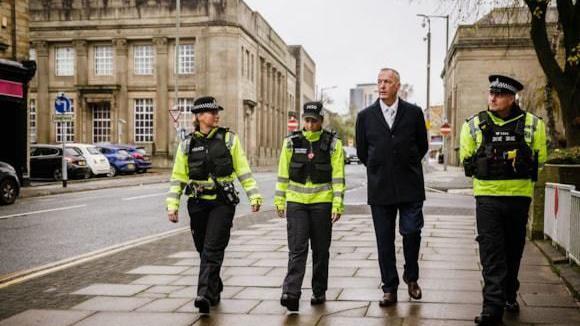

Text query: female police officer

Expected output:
[275,101,345,312]
[166,96,263,314]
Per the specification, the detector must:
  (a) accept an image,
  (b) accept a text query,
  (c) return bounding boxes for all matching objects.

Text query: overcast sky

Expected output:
[243,0,462,114]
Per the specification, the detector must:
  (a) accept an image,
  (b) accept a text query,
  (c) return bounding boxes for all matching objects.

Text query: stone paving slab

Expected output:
[0,309,93,326]
[70,296,153,311]
[71,283,150,297]
[74,311,198,326]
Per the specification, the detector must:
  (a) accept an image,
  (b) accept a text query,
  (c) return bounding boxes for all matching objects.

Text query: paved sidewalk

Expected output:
[1,195,579,325]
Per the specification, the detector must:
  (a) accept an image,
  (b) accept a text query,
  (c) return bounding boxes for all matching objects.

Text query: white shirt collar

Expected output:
[379,97,399,111]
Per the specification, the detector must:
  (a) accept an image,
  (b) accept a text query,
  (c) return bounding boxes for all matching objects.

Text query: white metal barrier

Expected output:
[543,183,576,253]
[569,191,580,265]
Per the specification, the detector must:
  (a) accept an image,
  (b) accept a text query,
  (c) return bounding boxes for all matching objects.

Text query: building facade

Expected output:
[0,0,29,61]
[442,7,563,166]
[28,0,315,167]
[349,83,377,112]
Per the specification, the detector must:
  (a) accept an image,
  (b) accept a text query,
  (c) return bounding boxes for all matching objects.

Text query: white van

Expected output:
[66,143,111,177]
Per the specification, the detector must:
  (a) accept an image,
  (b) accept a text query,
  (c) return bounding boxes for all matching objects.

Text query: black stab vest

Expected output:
[187,128,234,180]
[289,130,334,184]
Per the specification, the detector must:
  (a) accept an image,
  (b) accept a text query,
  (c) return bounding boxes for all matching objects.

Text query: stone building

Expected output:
[28,0,316,167]
[0,0,29,61]
[349,83,377,112]
[442,7,563,166]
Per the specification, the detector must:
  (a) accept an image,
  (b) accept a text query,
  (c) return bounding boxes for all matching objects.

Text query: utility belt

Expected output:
[184,177,239,206]
[464,149,538,181]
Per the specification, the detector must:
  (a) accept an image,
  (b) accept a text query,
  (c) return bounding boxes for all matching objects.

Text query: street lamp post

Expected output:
[418,13,450,169]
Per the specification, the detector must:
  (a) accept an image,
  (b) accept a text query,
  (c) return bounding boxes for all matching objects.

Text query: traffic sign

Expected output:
[440,122,452,136]
[287,116,299,132]
[55,94,72,114]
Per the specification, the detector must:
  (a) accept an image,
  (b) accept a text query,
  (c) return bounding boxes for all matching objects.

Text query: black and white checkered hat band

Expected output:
[193,102,220,111]
[490,80,518,93]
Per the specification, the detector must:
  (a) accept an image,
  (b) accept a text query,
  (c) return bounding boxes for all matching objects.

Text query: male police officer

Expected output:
[167,96,262,314]
[460,75,547,325]
[275,101,345,312]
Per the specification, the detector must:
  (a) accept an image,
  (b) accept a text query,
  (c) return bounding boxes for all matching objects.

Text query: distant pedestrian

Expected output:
[166,96,263,314]
[355,68,428,307]
[460,75,547,325]
[275,101,346,312]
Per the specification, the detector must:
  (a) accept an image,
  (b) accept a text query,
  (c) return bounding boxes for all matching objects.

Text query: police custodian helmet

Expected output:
[191,96,224,114]
[488,75,524,95]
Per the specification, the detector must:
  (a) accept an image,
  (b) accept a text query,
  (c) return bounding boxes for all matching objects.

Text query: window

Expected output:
[93,103,111,143]
[134,45,154,75]
[177,98,194,132]
[29,48,36,61]
[246,49,250,80]
[176,44,194,74]
[241,47,245,77]
[56,99,75,143]
[55,47,75,76]
[134,99,154,143]
[95,46,113,76]
[29,99,36,143]
[251,54,255,82]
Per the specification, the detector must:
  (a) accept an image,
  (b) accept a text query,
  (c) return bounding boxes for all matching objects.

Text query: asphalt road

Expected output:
[0,165,367,277]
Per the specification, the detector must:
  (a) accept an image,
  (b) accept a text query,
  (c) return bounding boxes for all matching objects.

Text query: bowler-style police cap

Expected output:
[488,74,524,95]
[302,101,324,120]
[191,96,224,113]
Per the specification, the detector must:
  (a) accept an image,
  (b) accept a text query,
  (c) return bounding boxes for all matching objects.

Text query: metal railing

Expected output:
[543,183,576,253]
[569,191,580,265]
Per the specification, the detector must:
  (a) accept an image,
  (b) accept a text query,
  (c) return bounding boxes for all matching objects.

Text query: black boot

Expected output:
[310,293,326,305]
[194,296,211,314]
[504,300,519,313]
[474,313,502,325]
[280,294,299,312]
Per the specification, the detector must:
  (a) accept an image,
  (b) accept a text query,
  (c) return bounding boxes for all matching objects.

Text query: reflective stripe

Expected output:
[238,172,253,182]
[193,180,215,186]
[166,192,180,199]
[170,180,186,188]
[330,136,338,152]
[333,191,344,198]
[181,138,191,154]
[275,190,286,197]
[332,178,345,184]
[468,118,477,140]
[225,133,234,150]
[288,184,332,194]
[531,115,539,145]
[246,188,260,196]
[277,177,289,183]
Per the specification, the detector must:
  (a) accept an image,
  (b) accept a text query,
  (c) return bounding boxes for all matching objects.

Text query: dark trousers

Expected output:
[476,196,531,316]
[187,198,235,303]
[282,202,332,298]
[371,201,424,293]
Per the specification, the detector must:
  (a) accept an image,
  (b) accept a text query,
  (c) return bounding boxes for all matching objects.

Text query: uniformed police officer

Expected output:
[460,75,547,325]
[274,101,346,312]
[166,96,263,314]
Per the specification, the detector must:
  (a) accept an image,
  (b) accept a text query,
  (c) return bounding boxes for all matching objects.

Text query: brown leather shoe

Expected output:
[379,292,397,307]
[407,281,422,300]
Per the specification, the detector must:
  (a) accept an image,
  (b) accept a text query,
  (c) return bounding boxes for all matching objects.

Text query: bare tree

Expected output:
[429,0,580,147]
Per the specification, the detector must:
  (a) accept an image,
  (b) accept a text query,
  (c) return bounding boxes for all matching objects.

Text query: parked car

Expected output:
[116,145,152,173]
[66,143,111,177]
[343,146,360,165]
[96,145,137,177]
[0,161,20,205]
[30,145,91,180]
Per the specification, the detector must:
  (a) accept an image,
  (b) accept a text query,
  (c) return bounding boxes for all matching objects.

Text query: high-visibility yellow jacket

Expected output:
[459,110,547,197]
[166,128,263,211]
[274,129,346,214]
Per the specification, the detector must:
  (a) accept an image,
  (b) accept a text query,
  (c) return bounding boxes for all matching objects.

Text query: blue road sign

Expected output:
[55,95,72,114]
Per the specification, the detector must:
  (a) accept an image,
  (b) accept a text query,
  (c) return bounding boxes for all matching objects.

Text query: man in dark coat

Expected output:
[355,67,428,306]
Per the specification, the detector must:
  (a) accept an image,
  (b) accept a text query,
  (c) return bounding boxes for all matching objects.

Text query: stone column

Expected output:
[33,41,50,144]
[266,63,272,150]
[114,38,129,144]
[73,40,88,143]
[153,37,169,155]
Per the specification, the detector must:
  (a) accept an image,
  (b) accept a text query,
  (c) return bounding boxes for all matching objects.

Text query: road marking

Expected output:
[122,192,166,201]
[0,205,87,220]
[0,227,189,289]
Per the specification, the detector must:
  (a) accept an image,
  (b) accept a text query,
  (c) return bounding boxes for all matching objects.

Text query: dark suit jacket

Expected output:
[355,98,428,205]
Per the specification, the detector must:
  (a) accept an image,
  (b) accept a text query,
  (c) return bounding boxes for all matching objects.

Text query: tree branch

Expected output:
[556,0,573,28]
[525,0,567,91]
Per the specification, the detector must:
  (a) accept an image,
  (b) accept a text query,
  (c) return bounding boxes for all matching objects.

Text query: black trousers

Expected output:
[476,196,531,316]
[187,198,235,303]
[282,202,332,299]
[370,201,424,293]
